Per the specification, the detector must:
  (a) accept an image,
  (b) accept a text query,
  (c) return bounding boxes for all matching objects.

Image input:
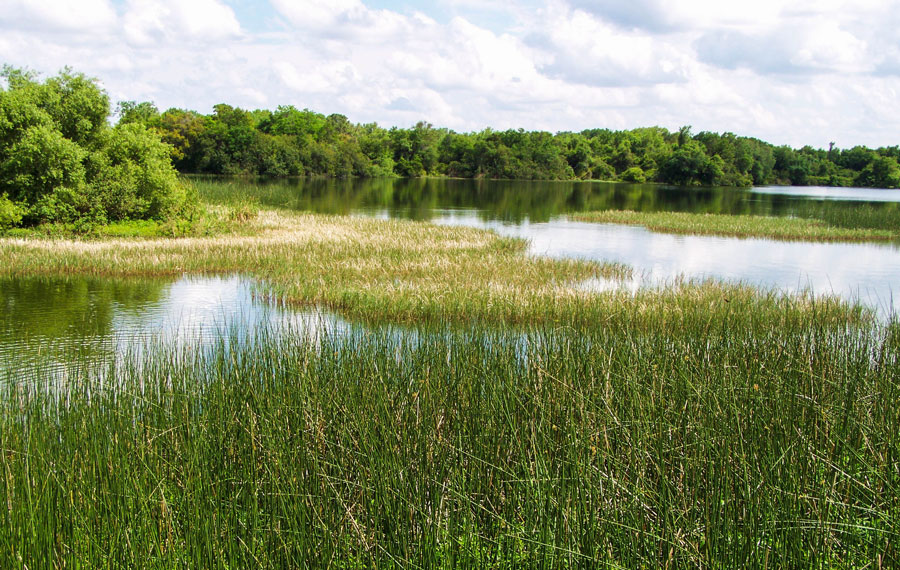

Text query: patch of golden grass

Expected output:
[0,209,867,327]
[572,210,899,242]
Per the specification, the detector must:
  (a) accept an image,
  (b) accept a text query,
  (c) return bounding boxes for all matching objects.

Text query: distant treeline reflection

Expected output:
[194,177,900,229]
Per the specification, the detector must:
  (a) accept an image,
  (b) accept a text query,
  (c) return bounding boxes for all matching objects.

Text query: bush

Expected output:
[0,66,189,229]
[0,194,24,229]
[619,166,646,183]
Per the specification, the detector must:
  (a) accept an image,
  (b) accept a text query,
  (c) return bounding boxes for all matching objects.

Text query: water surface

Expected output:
[0,274,347,383]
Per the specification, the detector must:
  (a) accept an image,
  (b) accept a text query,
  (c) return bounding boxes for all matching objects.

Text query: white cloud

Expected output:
[270,0,366,28]
[695,23,870,75]
[1,0,899,147]
[0,0,118,33]
[269,0,414,41]
[569,0,883,33]
[530,6,692,87]
[274,59,359,94]
[122,0,242,45]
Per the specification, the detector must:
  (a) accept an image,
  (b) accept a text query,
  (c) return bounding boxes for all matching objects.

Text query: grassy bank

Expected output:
[1,319,898,568]
[572,210,900,242]
[0,207,864,328]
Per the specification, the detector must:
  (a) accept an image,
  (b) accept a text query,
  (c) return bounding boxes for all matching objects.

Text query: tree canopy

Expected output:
[115,95,900,190]
[0,66,189,230]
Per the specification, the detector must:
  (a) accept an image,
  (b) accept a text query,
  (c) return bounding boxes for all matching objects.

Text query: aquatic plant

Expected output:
[1,313,897,568]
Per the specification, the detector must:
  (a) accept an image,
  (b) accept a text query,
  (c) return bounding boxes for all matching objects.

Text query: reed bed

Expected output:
[572,210,900,242]
[0,208,866,328]
[1,313,897,568]
[799,202,900,233]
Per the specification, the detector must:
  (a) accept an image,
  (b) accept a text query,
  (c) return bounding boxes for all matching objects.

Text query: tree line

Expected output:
[119,101,900,189]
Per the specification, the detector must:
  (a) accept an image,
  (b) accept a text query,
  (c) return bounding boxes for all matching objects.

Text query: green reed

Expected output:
[1,308,897,568]
[572,210,899,242]
[809,202,900,232]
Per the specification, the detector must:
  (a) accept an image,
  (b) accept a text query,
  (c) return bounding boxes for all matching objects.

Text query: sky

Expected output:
[1,0,899,149]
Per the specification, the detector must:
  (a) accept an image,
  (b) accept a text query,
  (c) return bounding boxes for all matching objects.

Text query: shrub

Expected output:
[0,193,24,229]
[619,166,647,183]
[0,66,189,228]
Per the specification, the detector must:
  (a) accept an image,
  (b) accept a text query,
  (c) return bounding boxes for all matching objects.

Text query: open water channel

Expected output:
[3,179,899,379]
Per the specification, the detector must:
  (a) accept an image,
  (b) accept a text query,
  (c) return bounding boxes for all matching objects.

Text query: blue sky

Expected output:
[217,0,542,34]
[2,0,899,148]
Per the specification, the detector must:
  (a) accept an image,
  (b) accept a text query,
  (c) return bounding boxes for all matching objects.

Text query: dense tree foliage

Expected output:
[0,67,189,229]
[117,99,900,189]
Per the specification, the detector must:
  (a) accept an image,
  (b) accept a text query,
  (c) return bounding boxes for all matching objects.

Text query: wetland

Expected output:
[1,177,899,568]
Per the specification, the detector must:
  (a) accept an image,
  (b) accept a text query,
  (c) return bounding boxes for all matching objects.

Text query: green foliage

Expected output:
[659,140,724,185]
[137,97,900,188]
[0,66,879,189]
[619,166,646,182]
[2,123,87,204]
[0,66,189,229]
[855,156,900,188]
[0,194,24,229]
[90,122,189,219]
[116,100,160,126]
[41,68,110,146]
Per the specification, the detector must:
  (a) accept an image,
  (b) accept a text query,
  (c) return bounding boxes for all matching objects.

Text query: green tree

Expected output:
[856,156,900,189]
[41,68,110,146]
[620,166,646,183]
[156,108,205,167]
[88,122,187,219]
[1,123,89,222]
[0,66,188,228]
[116,100,160,126]
[659,141,722,185]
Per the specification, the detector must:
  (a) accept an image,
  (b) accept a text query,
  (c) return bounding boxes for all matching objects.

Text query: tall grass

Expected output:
[1,312,897,568]
[810,202,900,232]
[572,210,899,242]
[2,178,896,568]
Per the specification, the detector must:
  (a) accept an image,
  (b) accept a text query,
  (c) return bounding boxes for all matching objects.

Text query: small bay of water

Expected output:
[434,211,900,313]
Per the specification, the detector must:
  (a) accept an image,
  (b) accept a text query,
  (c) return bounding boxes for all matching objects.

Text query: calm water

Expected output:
[3,178,900,377]
[0,274,348,382]
[432,214,899,313]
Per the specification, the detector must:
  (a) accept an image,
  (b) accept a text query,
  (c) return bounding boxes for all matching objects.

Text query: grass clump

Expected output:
[1,316,897,568]
[572,210,900,242]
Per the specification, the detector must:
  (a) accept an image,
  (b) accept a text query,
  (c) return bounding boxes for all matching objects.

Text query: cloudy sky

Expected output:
[2,0,899,148]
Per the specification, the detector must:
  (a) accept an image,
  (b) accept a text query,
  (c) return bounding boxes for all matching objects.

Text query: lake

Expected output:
[3,178,899,378]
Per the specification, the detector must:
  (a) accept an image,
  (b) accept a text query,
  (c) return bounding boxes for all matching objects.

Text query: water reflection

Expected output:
[0,275,349,383]
[434,211,900,314]
[752,185,900,203]
[5,178,900,383]
[195,176,900,225]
